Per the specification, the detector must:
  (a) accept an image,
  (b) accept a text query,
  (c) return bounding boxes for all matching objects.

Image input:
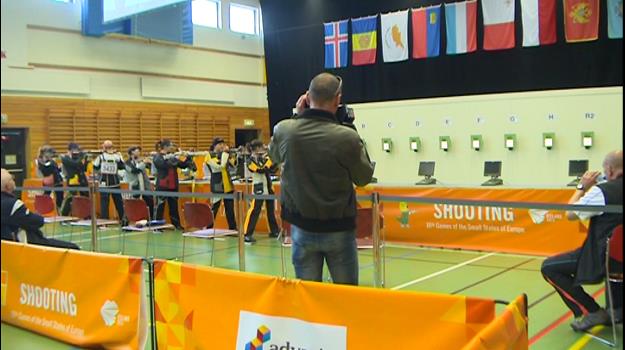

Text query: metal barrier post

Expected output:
[89,180,98,252]
[236,192,246,271]
[372,192,382,288]
[145,258,157,350]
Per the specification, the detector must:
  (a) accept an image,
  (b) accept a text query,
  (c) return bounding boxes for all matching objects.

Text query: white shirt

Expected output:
[573,186,606,221]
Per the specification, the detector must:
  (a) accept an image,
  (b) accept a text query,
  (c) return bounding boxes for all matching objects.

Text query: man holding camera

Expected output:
[269,73,375,285]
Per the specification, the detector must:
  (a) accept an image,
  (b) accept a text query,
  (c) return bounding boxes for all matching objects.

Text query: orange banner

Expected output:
[153,259,515,349]
[463,295,528,350]
[1,241,148,349]
[357,186,584,256]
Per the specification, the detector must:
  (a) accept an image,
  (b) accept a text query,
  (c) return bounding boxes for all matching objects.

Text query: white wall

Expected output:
[355,87,623,188]
[0,0,267,107]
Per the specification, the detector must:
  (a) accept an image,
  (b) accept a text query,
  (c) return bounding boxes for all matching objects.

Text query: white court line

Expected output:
[74,231,146,244]
[391,252,496,290]
[385,243,544,260]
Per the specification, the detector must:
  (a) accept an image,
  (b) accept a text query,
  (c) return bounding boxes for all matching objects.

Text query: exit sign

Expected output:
[243,119,255,127]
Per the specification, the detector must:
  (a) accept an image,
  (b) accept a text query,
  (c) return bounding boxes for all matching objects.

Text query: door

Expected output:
[234,128,260,148]
[234,129,260,179]
[1,128,28,196]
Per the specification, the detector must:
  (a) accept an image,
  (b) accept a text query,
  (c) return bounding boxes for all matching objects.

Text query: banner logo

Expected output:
[245,325,271,350]
[100,300,119,326]
[237,310,346,350]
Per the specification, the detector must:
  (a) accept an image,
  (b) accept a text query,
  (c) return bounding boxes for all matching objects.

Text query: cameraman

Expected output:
[60,142,90,216]
[268,73,375,285]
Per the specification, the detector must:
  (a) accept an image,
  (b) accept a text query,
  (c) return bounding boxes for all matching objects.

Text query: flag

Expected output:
[481,0,516,50]
[324,20,349,69]
[412,5,441,59]
[608,0,623,39]
[351,15,377,66]
[381,10,409,62]
[521,0,557,47]
[444,0,477,55]
[563,0,599,42]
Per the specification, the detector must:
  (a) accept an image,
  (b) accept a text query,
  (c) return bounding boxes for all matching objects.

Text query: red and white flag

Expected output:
[521,0,557,47]
[481,0,515,50]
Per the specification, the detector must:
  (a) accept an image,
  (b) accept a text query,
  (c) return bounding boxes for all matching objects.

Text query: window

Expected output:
[53,0,72,2]
[229,3,259,35]
[192,0,221,28]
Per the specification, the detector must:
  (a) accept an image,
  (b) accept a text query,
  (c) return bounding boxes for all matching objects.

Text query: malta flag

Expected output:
[324,20,349,69]
[381,10,409,62]
[351,15,377,66]
[412,5,441,59]
[521,0,557,47]
[444,0,477,55]
[564,0,600,42]
[481,0,515,50]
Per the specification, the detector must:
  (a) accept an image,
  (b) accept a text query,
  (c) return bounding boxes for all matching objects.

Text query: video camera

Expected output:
[336,104,355,125]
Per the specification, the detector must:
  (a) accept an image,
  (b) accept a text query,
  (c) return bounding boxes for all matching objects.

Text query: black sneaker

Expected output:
[244,235,257,244]
[571,309,610,332]
[268,232,279,238]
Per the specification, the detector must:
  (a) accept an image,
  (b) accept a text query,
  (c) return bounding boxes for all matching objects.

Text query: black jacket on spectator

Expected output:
[1,192,78,249]
[575,176,623,285]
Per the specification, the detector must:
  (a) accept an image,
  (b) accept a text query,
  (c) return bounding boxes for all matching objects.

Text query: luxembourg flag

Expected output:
[521,0,557,47]
[482,0,516,50]
[444,0,477,55]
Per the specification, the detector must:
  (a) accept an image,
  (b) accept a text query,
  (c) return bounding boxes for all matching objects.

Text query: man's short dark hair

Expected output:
[127,145,142,155]
[249,139,264,150]
[68,142,80,151]
[308,73,341,104]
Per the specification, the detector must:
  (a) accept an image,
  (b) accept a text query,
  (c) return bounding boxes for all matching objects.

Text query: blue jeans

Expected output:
[291,225,358,285]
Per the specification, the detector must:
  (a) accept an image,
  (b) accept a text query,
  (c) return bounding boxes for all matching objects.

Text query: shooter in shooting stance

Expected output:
[206,137,238,230]
[242,140,280,244]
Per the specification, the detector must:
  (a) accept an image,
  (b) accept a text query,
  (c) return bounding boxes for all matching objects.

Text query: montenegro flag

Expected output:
[564,0,600,42]
[351,15,377,66]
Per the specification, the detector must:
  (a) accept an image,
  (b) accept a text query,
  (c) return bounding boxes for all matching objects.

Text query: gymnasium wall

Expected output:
[0,96,269,174]
[0,0,266,107]
[355,87,623,187]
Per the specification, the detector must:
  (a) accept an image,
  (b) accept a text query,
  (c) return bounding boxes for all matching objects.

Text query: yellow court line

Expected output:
[567,325,605,350]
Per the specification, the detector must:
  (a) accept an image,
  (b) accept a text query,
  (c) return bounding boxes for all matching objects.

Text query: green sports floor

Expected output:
[2,224,623,349]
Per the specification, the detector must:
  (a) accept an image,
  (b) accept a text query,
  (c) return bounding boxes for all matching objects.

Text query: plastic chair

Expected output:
[34,195,57,237]
[601,225,623,347]
[123,198,151,256]
[182,202,215,264]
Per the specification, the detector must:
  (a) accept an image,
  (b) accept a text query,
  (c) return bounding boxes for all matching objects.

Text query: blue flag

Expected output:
[608,0,623,39]
[324,20,349,68]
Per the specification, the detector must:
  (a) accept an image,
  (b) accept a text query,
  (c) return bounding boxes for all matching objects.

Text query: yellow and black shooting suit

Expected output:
[206,151,237,230]
[244,154,280,237]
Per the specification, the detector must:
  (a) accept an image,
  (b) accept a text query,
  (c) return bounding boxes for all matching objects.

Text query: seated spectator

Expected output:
[1,168,79,250]
[541,150,623,331]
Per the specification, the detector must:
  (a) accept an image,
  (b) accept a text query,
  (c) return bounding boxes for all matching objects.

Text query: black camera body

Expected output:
[336,104,355,125]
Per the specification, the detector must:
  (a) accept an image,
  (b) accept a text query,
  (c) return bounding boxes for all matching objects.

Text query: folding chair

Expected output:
[182,202,238,263]
[67,196,92,243]
[600,225,623,347]
[123,198,173,256]
[34,195,78,237]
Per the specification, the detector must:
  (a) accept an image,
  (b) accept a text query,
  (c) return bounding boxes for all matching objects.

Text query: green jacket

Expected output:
[269,108,374,232]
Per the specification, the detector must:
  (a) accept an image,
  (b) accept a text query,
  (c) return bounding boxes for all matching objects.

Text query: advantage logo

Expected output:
[236,310,347,350]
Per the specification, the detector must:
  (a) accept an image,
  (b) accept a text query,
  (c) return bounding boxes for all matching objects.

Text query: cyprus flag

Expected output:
[381,10,409,62]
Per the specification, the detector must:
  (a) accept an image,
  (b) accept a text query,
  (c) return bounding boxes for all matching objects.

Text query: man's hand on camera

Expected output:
[295,92,309,116]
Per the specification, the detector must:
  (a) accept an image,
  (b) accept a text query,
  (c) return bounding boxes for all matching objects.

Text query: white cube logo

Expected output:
[100,300,119,327]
